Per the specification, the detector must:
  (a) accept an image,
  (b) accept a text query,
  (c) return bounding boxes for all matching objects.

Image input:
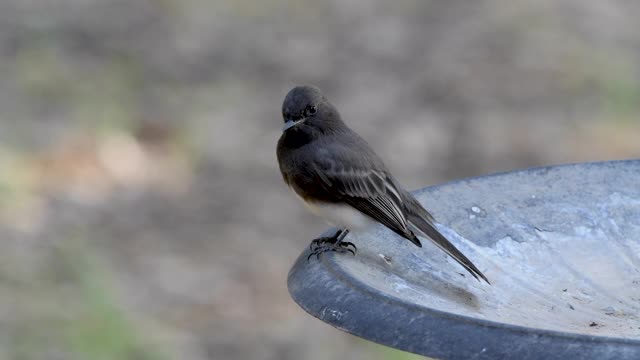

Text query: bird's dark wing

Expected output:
[311,162,421,246]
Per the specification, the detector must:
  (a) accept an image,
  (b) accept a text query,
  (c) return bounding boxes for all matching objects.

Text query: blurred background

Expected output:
[0,0,638,359]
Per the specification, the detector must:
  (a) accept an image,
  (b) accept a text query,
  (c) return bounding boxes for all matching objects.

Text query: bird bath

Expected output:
[288,160,640,359]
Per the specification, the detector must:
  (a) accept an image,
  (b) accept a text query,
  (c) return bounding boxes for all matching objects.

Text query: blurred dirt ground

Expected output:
[0,1,638,359]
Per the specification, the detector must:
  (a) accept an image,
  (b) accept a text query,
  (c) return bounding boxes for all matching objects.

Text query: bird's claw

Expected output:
[340,241,357,253]
[307,239,357,261]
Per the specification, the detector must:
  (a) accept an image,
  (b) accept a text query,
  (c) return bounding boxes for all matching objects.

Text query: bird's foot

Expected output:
[307,230,356,261]
[307,241,356,261]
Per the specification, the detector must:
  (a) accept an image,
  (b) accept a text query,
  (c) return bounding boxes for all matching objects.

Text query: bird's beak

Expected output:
[283,120,297,131]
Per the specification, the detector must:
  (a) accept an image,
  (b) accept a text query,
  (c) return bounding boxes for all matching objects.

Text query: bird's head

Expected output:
[281,85,340,133]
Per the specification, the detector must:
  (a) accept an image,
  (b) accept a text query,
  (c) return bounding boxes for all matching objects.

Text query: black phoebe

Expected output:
[277,85,489,284]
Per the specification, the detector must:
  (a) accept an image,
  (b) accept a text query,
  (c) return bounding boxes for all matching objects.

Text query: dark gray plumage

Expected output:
[277,85,489,284]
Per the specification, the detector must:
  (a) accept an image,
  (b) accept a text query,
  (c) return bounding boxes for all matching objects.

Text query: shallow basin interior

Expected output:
[329,163,640,339]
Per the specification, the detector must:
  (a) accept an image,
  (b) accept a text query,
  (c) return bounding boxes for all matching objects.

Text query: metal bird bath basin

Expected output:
[288,160,640,359]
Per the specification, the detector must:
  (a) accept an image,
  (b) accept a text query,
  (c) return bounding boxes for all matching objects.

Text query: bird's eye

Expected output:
[305,105,317,116]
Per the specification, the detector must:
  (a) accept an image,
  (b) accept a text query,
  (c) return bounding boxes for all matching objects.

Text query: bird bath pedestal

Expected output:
[288,160,640,360]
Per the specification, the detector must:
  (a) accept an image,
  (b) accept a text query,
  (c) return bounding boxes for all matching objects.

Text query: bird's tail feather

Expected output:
[408,214,490,284]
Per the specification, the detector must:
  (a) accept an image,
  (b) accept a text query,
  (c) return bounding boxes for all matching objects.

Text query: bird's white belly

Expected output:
[304,200,374,230]
[290,188,373,230]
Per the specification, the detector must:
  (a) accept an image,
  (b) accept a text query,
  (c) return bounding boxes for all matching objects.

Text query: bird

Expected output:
[276,85,489,284]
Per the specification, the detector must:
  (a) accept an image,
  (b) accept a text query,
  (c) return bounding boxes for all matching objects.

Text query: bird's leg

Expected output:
[308,229,357,261]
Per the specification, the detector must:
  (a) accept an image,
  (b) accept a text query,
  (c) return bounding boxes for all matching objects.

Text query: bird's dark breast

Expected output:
[287,169,339,204]
[277,125,315,150]
[277,135,340,205]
